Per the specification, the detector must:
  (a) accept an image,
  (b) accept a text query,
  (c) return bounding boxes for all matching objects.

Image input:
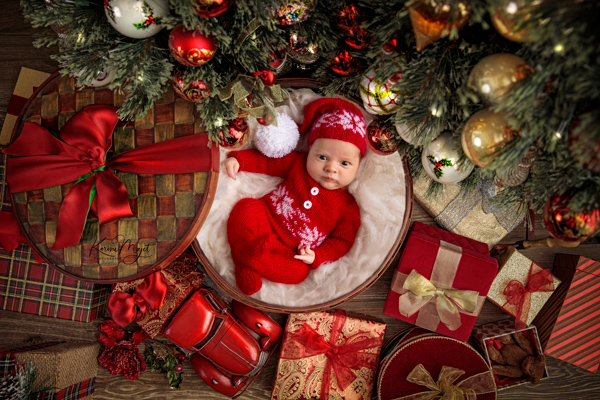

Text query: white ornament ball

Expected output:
[359,66,401,115]
[254,112,300,158]
[73,68,115,88]
[104,0,169,39]
[421,132,474,184]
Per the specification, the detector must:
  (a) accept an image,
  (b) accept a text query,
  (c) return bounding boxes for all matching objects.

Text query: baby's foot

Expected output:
[235,262,263,295]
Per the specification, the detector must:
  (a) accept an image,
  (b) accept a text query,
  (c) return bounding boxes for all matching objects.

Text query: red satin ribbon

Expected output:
[3,105,215,250]
[502,261,555,329]
[282,310,381,399]
[107,271,168,328]
[0,211,44,263]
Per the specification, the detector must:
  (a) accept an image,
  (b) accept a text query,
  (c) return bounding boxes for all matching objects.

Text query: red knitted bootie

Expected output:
[233,258,263,295]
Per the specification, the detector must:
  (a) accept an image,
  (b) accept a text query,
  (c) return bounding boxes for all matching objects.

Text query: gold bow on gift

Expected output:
[218,75,289,126]
[394,364,496,400]
[398,270,479,331]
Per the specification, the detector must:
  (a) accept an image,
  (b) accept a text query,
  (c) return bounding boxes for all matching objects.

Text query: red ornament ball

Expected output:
[169,24,217,67]
[174,364,184,373]
[367,119,401,155]
[219,117,249,149]
[194,0,231,18]
[344,26,371,50]
[172,69,210,102]
[542,191,600,243]
[335,3,361,32]
[330,49,363,75]
[383,30,402,54]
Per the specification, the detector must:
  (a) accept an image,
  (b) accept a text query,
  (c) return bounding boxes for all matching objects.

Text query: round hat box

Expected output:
[192,78,413,313]
[378,330,497,400]
[5,72,219,282]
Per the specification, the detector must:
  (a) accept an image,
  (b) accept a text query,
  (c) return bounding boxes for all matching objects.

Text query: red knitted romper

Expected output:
[226,150,361,295]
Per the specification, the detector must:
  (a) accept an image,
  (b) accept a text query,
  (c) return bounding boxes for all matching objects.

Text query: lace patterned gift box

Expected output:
[271,309,386,400]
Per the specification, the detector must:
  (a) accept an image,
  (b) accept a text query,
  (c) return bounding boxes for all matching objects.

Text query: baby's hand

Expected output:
[294,244,315,265]
[225,157,240,180]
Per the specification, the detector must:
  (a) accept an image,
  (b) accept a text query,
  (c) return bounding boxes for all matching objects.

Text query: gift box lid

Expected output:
[377,332,496,400]
[3,72,220,283]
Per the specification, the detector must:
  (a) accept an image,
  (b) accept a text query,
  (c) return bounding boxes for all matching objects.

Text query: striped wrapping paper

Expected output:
[532,253,600,373]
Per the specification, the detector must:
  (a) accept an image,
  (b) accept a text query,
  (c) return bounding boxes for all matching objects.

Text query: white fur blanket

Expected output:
[196,89,408,309]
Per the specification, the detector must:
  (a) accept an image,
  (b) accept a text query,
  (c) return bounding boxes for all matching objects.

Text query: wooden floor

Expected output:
[1,3,599,399]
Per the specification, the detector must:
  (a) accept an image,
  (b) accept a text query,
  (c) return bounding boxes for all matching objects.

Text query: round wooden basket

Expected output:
[192,78,414,313]
[7,72,219,282]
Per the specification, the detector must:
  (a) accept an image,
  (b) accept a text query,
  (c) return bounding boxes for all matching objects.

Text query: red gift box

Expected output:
[383,222,498,341]
[377,328,497,400]
[532,253,600,373]
[110,254,205,338]
[271,309,386,400]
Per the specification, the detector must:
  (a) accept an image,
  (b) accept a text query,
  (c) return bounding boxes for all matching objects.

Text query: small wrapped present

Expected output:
[271,309,386,400]
[377,327,497,400]
[488,247,560,328]
[383,222,498,341]
[0,67,50,146]
[0,341,100,399]
[109,254,205,337]
[0,250,110,322]
[472,319,548,389]
[413,174,523,247]
[532,253,600,373]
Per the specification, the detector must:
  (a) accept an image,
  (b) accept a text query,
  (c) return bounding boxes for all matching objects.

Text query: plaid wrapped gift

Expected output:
[110,253,205,337]
[0,341,100,400]
[1,151,111,322]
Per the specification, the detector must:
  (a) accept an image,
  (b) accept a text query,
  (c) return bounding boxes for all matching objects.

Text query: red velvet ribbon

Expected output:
[502,261,555,329]
[3,105,215,250]
[0,211,44,263]
[282,310,381,399]
[107,271,168,328]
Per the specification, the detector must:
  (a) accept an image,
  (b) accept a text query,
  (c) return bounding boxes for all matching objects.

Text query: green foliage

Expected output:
[19,0,600,217]
[144,344,183,389]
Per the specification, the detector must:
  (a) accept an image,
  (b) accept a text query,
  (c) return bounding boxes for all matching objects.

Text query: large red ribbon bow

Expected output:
[107,271,168,328]
[283,309,381,400]
[3,105,215,250]
[0,211,44,263]
[502,262,555,329]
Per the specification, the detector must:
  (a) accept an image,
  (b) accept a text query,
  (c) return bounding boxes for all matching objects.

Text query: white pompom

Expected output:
[254,112,300,158]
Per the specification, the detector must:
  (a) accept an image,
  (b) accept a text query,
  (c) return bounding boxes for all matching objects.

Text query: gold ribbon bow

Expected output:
[218,75,289,126]
[398,270,480,331]
[394,364,496,400]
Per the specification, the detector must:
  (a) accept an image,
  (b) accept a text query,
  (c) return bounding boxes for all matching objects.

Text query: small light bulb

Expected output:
[554,43,564,53]
[216,118,223,126]
[506,2,518,14]
[555,131,562,138]
[481,83,491,94]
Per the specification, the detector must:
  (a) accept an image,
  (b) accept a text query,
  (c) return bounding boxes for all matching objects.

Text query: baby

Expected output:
[225,97,366,295]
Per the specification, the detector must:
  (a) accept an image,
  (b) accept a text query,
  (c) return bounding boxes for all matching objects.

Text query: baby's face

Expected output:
[306,138,361,190]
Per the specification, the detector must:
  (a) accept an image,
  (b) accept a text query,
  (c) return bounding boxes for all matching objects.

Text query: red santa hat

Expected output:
[299,97,367,157]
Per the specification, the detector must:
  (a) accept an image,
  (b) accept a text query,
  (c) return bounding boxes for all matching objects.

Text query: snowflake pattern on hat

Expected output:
[313,109,366,138]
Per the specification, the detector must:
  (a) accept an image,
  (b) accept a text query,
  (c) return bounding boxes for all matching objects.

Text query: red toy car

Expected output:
[165,288,282,397]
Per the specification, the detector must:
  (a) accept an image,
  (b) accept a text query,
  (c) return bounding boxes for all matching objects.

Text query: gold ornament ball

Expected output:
[490,0,537,43]
[461,109,519,167]
[408,0,472,52]
[467,53,532,106]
